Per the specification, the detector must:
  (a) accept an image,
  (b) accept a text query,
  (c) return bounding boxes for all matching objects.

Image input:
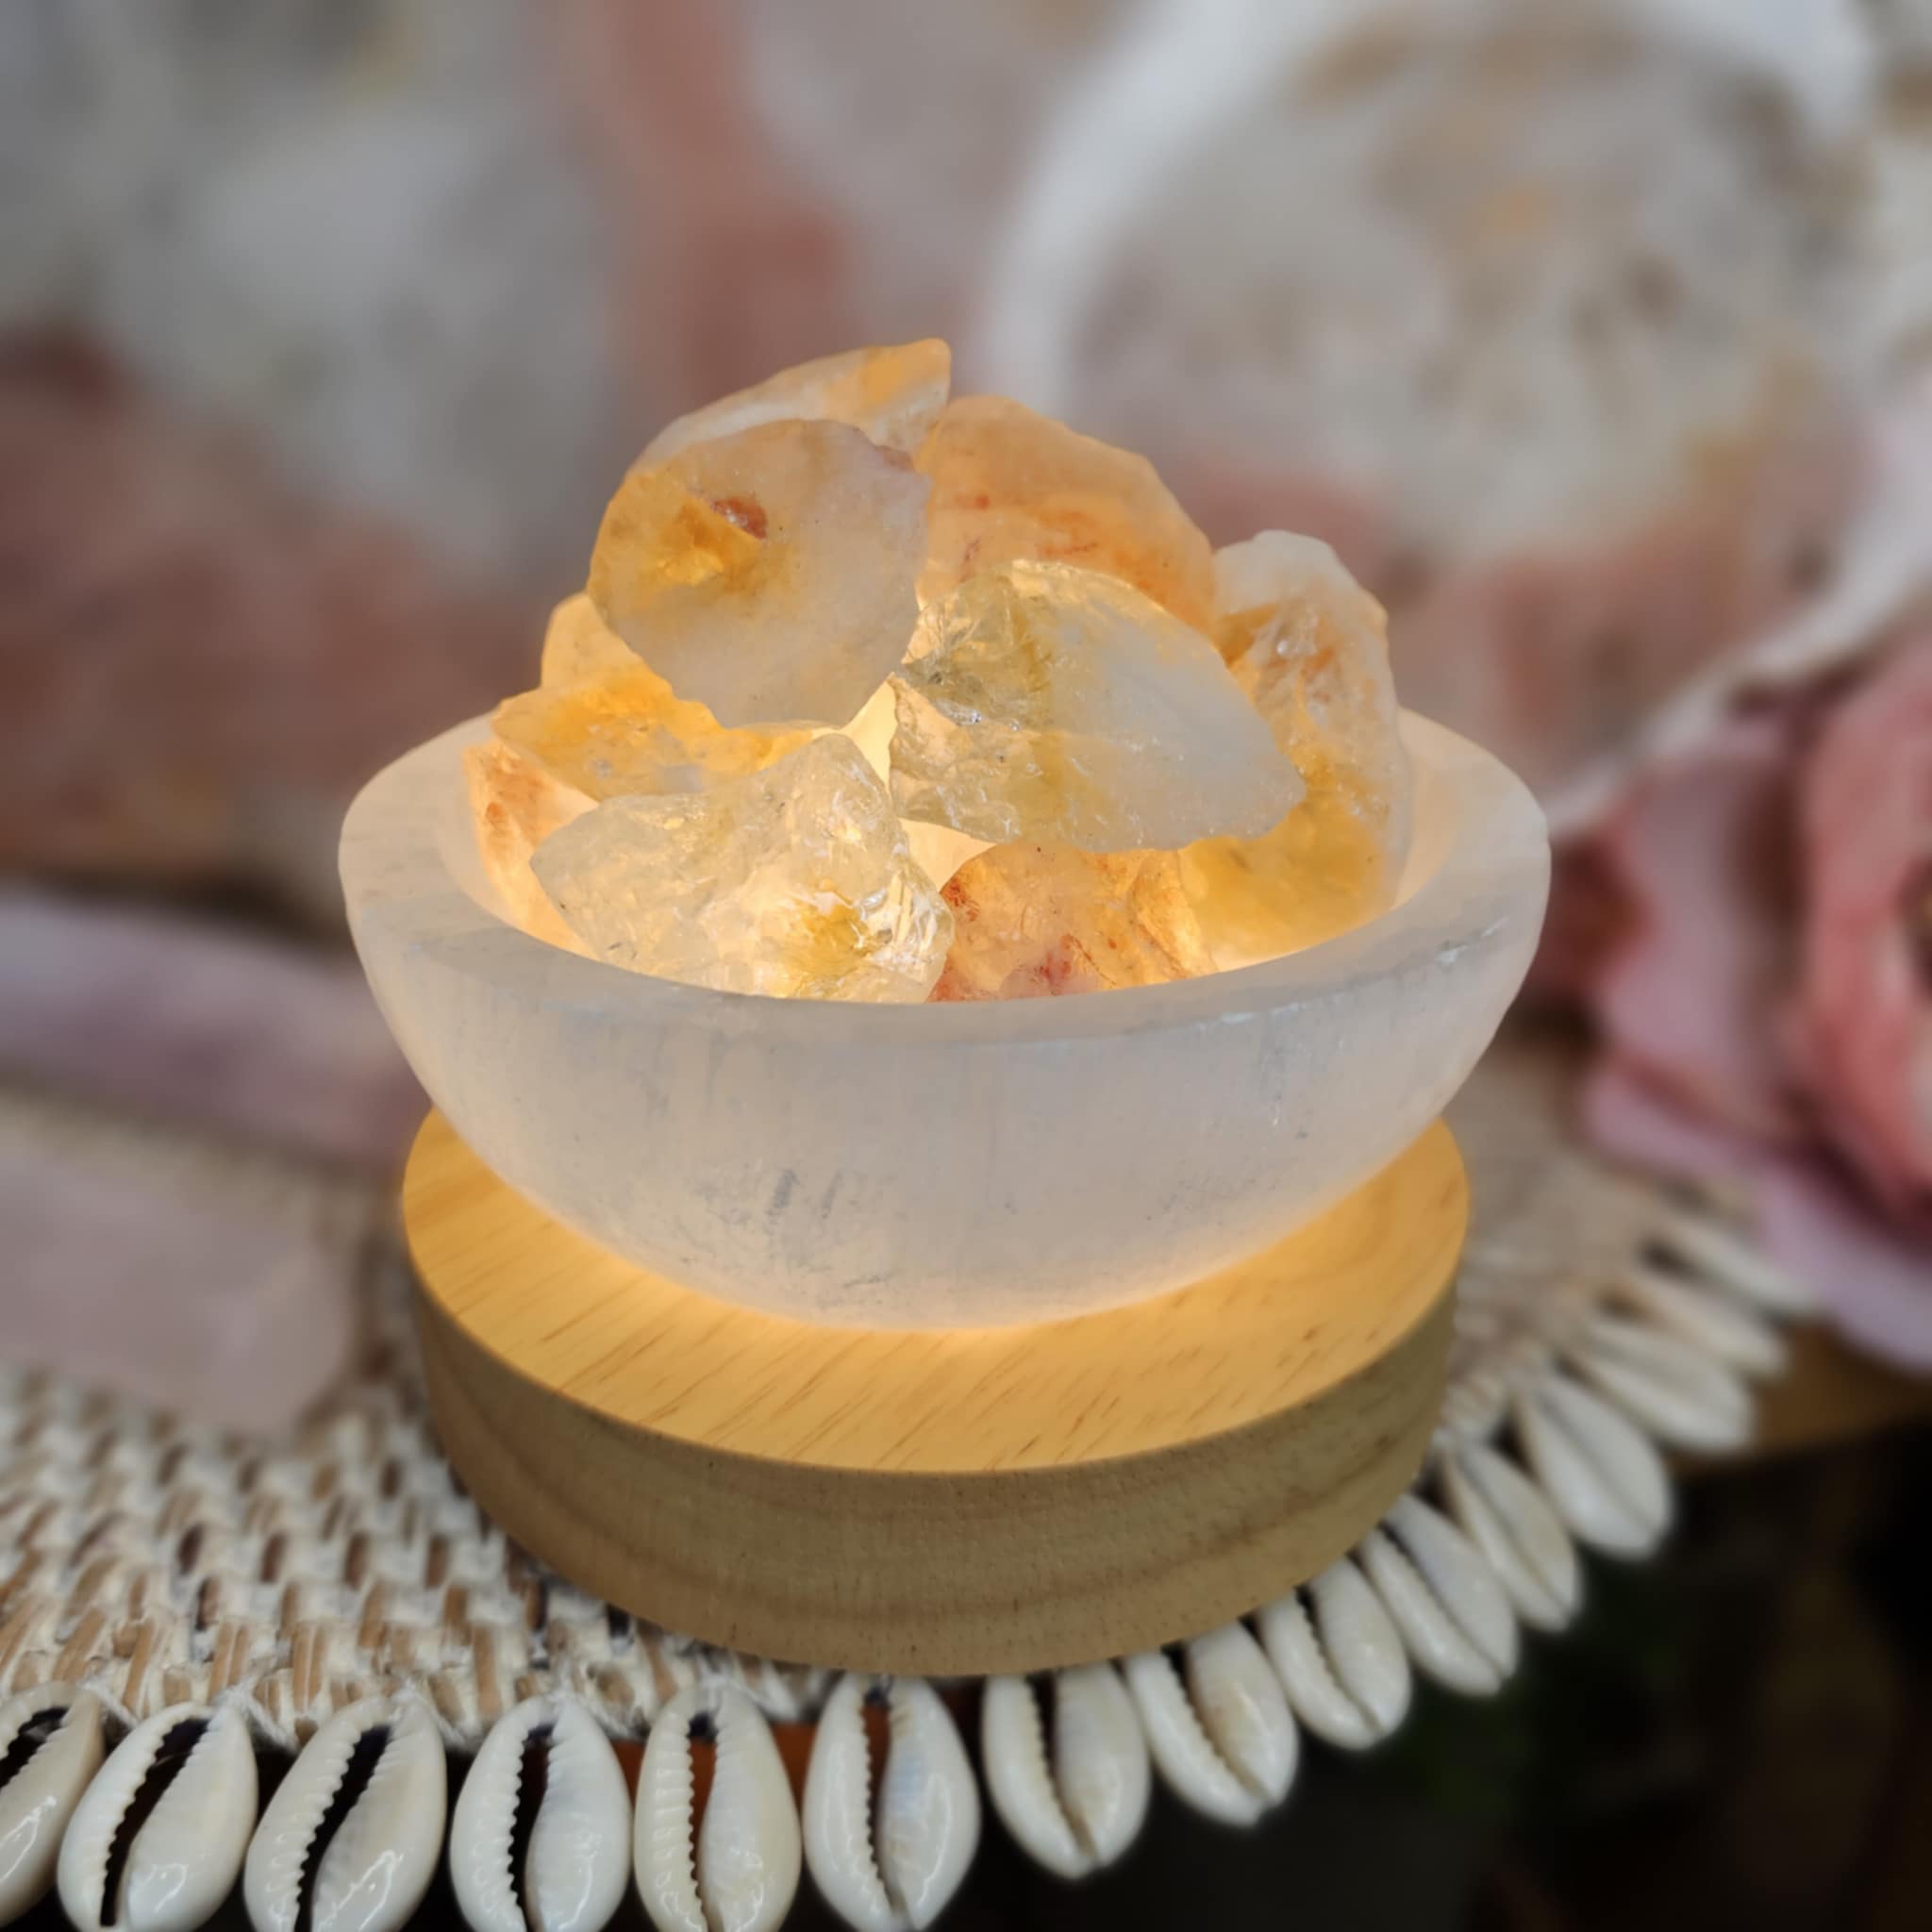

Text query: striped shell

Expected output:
[636,1679,800,1932]
[1359,1495,1519,1695]
[0,1685,104,1927]
[980,1665,1148,1877]
[803,1675,979,1932]
[1513,1374,1673,1557]
[1124,1623,1298,1825]
[244,1692,445,1932]
[1440,1441,1582,1632]
[58,1701,257,1932]
[1255,1556,1411,1748]
[451,1694,632,1932]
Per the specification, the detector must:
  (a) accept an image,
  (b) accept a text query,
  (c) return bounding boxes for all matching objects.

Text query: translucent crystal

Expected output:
[641,340,951,464]
[531,734,952,1001]
[493,665,812,803]
[1180,533,1414,964]
[837,680,988,884]
[588,419,928,727]
[462,740,592,952]
[916,396,1217,627]
[903,820,991,891]
[841,679,898,780]
[890,560,1301,851]
[931,843,1215,1001]
[539,591,636,689]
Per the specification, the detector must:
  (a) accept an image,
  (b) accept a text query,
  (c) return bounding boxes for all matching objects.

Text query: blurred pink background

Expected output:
[4,0,1932,1415]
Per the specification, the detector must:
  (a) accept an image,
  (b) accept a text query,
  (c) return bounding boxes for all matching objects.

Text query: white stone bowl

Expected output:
[342,712,1547,1326]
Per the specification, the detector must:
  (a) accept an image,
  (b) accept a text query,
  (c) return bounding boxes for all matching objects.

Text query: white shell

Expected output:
[636,1680,799,1932]
[1619,1263,1788,1377]
[980,1665,1148,1878]
[1123,1623,1297,1826]
[1357,1489,1522,1699]
[59,1700,258,1932]
[1656,1208,1817,1316]
[1568,1315,1754,1451]
[0,1685,104,1926]
[803,1675,979,1932]
[245,1693,446,1932]
[452,1695,631,1932]
[1256,1555,1410,1748]
[1440,1441,1581,1632]
[1513,1374,1673,1557]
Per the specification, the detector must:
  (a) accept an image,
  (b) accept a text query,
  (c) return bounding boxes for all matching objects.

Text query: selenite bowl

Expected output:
[342,712,1548,1325]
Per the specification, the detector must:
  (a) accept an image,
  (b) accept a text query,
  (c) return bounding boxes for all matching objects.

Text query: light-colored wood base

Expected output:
[404,1112,1465,1675]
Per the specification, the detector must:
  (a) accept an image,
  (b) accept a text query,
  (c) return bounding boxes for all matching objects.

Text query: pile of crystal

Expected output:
[467,341,1413,1003]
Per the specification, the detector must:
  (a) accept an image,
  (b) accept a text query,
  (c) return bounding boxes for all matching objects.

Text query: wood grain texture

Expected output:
[406,1111,1464,1674]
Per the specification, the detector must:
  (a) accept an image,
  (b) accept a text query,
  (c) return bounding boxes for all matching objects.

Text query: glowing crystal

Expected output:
[641,340,951,464]
[531,734,952,1001]
[1180,533,1413,963]
[462,740,592,952]
[890,560,1301,851]
[841,679,898,781]
[588,419,927,727]
[837,679,989,885]
[916,396,1216,627]
[930,843,1215,1001]
[538,591,636,689]
[493,666,811,803]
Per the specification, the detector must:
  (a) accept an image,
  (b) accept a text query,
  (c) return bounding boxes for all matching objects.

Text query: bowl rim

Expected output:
[341,708,1548,1048]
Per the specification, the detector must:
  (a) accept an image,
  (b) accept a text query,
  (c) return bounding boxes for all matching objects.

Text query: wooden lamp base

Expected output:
[404,1113,1465,1676]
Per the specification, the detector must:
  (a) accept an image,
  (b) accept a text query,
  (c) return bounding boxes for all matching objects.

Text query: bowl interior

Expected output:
[420,712,1499,1026]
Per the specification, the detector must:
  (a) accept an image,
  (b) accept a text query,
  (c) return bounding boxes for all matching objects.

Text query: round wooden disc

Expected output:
[405,1111,1464,1675]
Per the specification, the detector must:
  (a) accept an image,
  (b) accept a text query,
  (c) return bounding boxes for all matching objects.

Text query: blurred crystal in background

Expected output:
[2,0,1929,1402]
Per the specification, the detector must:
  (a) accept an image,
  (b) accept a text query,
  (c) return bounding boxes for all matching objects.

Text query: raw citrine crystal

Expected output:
[538,591,636,689]
[531,734,952,1001]
[930,842,1215,1001]
[838,680,990,884]
[462,740,592,952]
[916,395,1217,627]
[841,679,898,781]
[588,419,927,727]
[890,560,1301,852]
[493,665,812,802]
[902,820,990,891]
[641,340,951,464]
[1180,532,1413,964]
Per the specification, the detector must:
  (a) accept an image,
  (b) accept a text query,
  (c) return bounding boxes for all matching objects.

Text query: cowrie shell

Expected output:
[452,1694,631,1932]
[59,1701,257,1932]
[636,1679,799,1932]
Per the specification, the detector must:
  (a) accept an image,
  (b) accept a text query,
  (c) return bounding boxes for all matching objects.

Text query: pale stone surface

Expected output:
[492,668,812,803]
[891,560,1301,851]
[532,734,951,1001]
[588,419,928,726]
[915,396,1216,628]
[463,740,592,951]
[641,340,951,463]
[931,843,1215,1002]
[539,591,637,689]
[1181,533,1413,964]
